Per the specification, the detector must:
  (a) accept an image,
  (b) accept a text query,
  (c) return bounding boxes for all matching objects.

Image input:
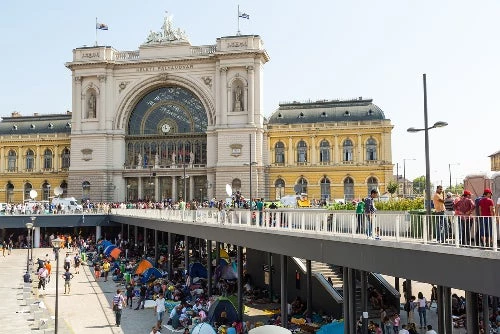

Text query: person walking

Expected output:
[94,262,101,281]
[355,199,365,234]
[364,189,378,238]
[45,260,52,284]
[62,268,74,294]
[134,284,147,310]
[154,292,166,329]
[64,253,71,271]
[74,253,81,274]
[432,185,446,242]
[37,264,49,291]
[417,292,427,329]
[112,289,126,327]
[102,259,110,282]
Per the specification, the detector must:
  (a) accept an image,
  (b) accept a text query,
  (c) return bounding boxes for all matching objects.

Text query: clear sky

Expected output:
[0,0,498,189]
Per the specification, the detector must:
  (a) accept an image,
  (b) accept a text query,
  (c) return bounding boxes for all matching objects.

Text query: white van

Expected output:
[52,197,83,213]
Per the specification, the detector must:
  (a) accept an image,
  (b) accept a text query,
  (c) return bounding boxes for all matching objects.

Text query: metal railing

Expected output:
[111,208,500,252]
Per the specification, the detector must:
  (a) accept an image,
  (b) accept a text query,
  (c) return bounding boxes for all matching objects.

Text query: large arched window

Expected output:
[7,150,17,172]
[320,177,331,201]
[296,177,308,194]
[42,182,51,201]
[367,177,378,194]
[344,177,354,201]
[343,139,353,162]
[24,183,33,201]
[319,140,330,164]
[26,149,35,171]
[6,182,14,202]
[43,149,53,169]
[275,142,285,164]
[275,178,285,199]
[60,181,68,197]
[366,138,377,161]
[297,140,307,164]
[82,181,91,200]
[61,148,70,169]
[231,179,241,193]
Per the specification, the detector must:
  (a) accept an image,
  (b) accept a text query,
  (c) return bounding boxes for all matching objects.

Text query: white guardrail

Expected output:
[112,208,500,252]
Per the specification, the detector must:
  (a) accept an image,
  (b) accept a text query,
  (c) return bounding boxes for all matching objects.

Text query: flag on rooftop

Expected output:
[96,22,109,30]
[239,12,250,19]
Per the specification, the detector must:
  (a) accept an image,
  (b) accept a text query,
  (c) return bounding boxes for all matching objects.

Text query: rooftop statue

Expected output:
[144,13,189,44]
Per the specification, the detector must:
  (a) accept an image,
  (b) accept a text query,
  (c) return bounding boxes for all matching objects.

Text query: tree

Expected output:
[387,181,398,197]
[412,176,426,195]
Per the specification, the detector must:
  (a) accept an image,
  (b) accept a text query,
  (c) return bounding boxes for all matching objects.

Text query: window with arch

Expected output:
[43,149,53,169]
[231,178,241,194]
[6,183,14,203]
[343,139,353,161]
[320,177,331,201]
[60,181,68,197]
[82,181,91,200]
[275,142,285,164]
[344,177,354,201]
[367,177,378,194]
[296,177,308,194]
[297,140,307,164]
[26,149,35,170]
[319,140,330,164]
[275,178,285,199]
[61,148,70,169]
[42,182,50,201]
[7,150,17,171]
[366,138,377,161]
[24,183,33,201]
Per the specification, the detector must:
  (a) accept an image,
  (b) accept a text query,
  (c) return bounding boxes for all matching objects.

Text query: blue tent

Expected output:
[189,262,208,279]
[100,240,113,248]
[141,267,163,283]
[316,321,344,334]
[104,245,117,256]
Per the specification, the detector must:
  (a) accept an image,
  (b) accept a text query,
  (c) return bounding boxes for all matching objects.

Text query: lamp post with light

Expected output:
[25,221,33,273]
[448,163,459,191]
[29,216,36,262]
[51,237,63,334]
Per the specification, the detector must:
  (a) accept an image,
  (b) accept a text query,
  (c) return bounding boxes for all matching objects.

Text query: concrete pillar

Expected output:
[247,65,254,124]
[172,176,177,201]
[207,240,212,296]
[268,252,273,301]
[215,242,220,268]
[154,175,159,201]
[437,285,445,334]
[306,260,312,319]
[280,254,288,329]
[33,227,40,248]
[343,267,350,334]
[443,287,452,334]
[143,227,147,257]
[138,177,143,200]
[221,67,228,125]
[96,226,101,241]
[154,229,158,264]
[184,235,189,275]
[348,268,356,332]
[168,233,173,280]
[483,294,490,334]
[360,270,368,323]
[134,226,138,246]
[466,291,479,334]
[237,246,243,321]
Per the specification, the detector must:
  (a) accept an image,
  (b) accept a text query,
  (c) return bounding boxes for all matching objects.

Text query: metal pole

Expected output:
[280,254,288,329]
[26,228,30,273]
[306,260,312,320]
[449,163,452,191]
[396,163,399,196]
[249,134,252,212]
[403,160,406,197]
[184,235,189,276]
[423,73,431,217]
[207,240,212,296]
[183,164,187,201]
[55,248,59,334]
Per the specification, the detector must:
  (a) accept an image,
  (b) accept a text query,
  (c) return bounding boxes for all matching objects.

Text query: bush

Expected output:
[327,198,424,211]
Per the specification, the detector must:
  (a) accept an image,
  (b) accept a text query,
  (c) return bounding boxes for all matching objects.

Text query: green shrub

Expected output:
[327,198,424,211]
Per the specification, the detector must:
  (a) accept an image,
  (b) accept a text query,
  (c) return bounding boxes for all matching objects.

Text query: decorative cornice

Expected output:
[97,75,107,82]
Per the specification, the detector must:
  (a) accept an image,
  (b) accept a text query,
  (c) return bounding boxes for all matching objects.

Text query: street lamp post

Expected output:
[402,158,416,198]
[448,163,459,191]
[30,216,36,262]
[51,237,63,334]
[200,188,203,202]
[180,164,190,201]
[407,73,448,217]
[25,221,34,273]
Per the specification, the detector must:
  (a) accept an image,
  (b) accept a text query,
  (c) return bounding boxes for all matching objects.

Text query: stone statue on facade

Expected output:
[234,86,242,111]
[143,13,189,44]
[154,154,160,167]
[171,152,176,165]
[189,151,195,165]
[88,92,96,118]
[137,154,142,169]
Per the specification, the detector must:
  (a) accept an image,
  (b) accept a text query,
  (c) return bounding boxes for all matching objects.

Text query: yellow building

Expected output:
[0,112,71,203]
[266,98,393,203]
[489,150,500,171]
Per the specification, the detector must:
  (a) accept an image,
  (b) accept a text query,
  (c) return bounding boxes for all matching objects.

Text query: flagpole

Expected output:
[237,5,240,35]
[95,17,98,46]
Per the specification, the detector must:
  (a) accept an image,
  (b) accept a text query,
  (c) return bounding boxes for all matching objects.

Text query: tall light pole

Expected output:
[448,163,459,191]
[407,74,448,215]
[402,158,416,198]
[25,221,34,273]
[244,134,257,210]
[30,216,36,263]
[51,237,63,334]
[181,163,190,201]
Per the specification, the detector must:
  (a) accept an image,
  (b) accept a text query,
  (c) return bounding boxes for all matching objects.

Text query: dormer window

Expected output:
[66,122,72,128]
[48,123,54,129]
[298,112,304,118]
[30,124,36,129]
[344,110,350,116]
[321,111,327,118]
[12,125,17,130]
[277,113,283,118]
[368,109,373,115]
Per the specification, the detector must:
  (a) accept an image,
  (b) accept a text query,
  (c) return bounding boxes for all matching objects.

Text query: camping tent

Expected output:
[207,297,239,325]
[189,262,208,279]
[109,247,121,259]
[135,258,154,274]
[141,267,163,283]
[191,323,217,334]
[315,321,344,334]
[103,245,116,256]
[249,325,292,334]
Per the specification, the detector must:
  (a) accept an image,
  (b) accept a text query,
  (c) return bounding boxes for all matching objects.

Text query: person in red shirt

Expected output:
[454,190,475,246]
[478,188,495,247]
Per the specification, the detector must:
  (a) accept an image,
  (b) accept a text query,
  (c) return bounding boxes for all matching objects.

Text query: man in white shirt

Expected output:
[154,294,166,329]
[37,265,49,290]
[399,324,410,334]
[425,325,437,334]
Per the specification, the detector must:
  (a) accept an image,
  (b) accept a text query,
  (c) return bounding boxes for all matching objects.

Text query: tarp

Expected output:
[249,325,292,334]
[214,260,238,282]
[315,321,344,334]
[141,267,163,283]
[189,262,208,279]
[100,240,113,249]
[207,297,239,325]
[135,258,154,274]
[191,323,217,334]
[104,245,116,256]
[212,248,229,260]
[109,248,121,259]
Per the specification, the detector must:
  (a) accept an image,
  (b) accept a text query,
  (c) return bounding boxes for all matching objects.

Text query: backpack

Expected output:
[404,300,411,312]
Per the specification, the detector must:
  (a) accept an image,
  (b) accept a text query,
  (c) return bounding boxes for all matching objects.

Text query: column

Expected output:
[74,76,82,132]
[98,75,106,130]
[96,226,102,241]
[280,254,288,329]
[465,291,479,334]
[207,240,212,296]
[288,137,293,166]
[220,67,228,125]
[189,176,194,201]
[172,176,177,201]
[443,287,452,334]
[310,135,316,165]
[33,227,40,248]
[247,66,254,124]
[154,229,158,264]
[53,145,59,172]
[360,270,368,334]
[306,260,312,319]
[168,233,173,280]
[134,226,138,246]
[357,134,362,163]
[184,235,189,275]
[334,135,339,164]
[0,147,4,173]
[138,177,143,200]
[348,268,356,333]
[267,252,273,301]
[143,227,147,257]
[36,145,41,172]
[237,246,244,321]
[483,294,490,334]
[215,242,220,267]
[342,267,350,334]
[154,175,159,202]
